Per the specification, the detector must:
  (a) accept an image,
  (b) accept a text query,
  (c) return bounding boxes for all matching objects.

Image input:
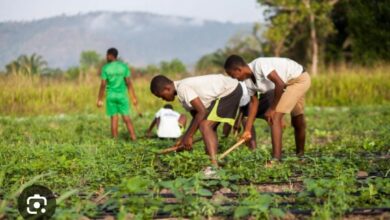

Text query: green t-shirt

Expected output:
[101,61,131,94]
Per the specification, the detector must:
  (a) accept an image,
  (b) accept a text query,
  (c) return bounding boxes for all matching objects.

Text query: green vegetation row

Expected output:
[0,106,389,219]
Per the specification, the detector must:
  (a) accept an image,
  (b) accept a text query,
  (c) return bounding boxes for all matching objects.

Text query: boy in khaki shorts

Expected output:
[224,55,311,161]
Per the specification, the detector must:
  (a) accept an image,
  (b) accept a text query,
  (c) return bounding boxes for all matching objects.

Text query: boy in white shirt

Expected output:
[146,104,187,139]
[150,74,243,167]
[224,55,311,161]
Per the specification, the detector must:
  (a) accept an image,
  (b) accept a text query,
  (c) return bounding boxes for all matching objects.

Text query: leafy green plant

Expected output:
[160,150,210,178]
[234,186,284,219]
[159,174,217,218]
[111,176,161,219]
[300,173,357,218]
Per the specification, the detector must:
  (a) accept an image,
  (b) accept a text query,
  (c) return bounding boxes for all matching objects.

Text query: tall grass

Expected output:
[307,64,390,106]
[308,75,389,106]
[0,66,389,116]
[0,74,99,115]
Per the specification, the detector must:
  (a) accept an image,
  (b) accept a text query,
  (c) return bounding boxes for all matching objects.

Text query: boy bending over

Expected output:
[224,55,311,161]
[150,74,243,167]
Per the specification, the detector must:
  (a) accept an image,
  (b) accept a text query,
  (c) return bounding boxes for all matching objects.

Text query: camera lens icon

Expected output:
[27,194,47,214]
[18,185,56,219]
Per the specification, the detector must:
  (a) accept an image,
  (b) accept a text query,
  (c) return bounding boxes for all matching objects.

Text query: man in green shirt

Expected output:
[97,48,138,140]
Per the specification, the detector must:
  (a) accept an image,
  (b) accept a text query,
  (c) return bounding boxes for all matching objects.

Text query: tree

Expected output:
[80,50,101,70]
[224,30,264,62]
[160,59,187,75]
[258,0,339,74]
[5,53,47,75]
[196,52,225,74]
[65,67,80,80]
[347,0,390,64]
[5,61,20,75]
[196,0,388,70]
[145,64,160,75]
[196,26,266,73]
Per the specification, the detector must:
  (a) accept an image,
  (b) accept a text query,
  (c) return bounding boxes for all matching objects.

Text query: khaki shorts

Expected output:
[275,72,311,116]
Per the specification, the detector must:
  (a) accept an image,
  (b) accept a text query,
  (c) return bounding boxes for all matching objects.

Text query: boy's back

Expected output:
[101,60,132,117]
[97,48,137,140]
[174,74,238,110]
[155,108,181,138]
[101,61,130,94]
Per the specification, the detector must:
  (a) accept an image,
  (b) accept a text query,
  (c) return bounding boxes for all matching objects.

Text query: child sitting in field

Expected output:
[150,74,243,171]
[146,104,187,139]
[97,48,138,140]
[224,55,311,161]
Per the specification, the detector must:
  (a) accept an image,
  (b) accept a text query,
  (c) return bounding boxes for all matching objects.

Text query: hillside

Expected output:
[0,11,252,69]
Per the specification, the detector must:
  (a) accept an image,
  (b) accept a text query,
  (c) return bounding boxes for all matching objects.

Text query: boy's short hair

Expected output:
[150,75,173,94]
[163,104,173,109]
[224,55,247,70]
[107,48,118,58]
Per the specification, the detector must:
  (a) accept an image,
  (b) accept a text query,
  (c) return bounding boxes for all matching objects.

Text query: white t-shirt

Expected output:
[174,74,239,111]
[244,57,303,95]
[239,81,250,107]
[155,108,181,138]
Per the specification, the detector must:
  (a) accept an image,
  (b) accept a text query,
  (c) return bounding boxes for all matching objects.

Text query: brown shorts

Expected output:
[276,72,311,116]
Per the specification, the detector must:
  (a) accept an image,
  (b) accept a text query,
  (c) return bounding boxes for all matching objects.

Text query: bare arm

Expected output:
[125,77,138,106]
[97,80,106,107]
[264,70,286,124]
[146,118,158,137]
[267,70,286,110]
[181,98,207,149]
[241,95,259,140]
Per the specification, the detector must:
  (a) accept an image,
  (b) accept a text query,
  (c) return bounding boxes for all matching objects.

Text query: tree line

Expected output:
[3,51,187,79]
[196,0,390,75]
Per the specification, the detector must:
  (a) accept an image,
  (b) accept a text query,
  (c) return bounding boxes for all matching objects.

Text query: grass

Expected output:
[0,105,389,219]
[308,72,390,106]
[0,65,389,116]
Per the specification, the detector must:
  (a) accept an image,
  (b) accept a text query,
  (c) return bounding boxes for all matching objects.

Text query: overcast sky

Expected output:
[0,0,264,23]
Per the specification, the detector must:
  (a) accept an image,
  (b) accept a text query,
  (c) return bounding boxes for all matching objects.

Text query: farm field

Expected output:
[1,0,389,219]
[0,105,389,219]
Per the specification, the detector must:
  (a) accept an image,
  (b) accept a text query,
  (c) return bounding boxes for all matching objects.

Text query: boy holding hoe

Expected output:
[97,48,138,140]
[150,74,244,173]
[224,55,311,161]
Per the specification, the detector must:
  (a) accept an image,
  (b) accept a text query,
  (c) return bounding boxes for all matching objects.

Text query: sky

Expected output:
[0,0,264,23]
